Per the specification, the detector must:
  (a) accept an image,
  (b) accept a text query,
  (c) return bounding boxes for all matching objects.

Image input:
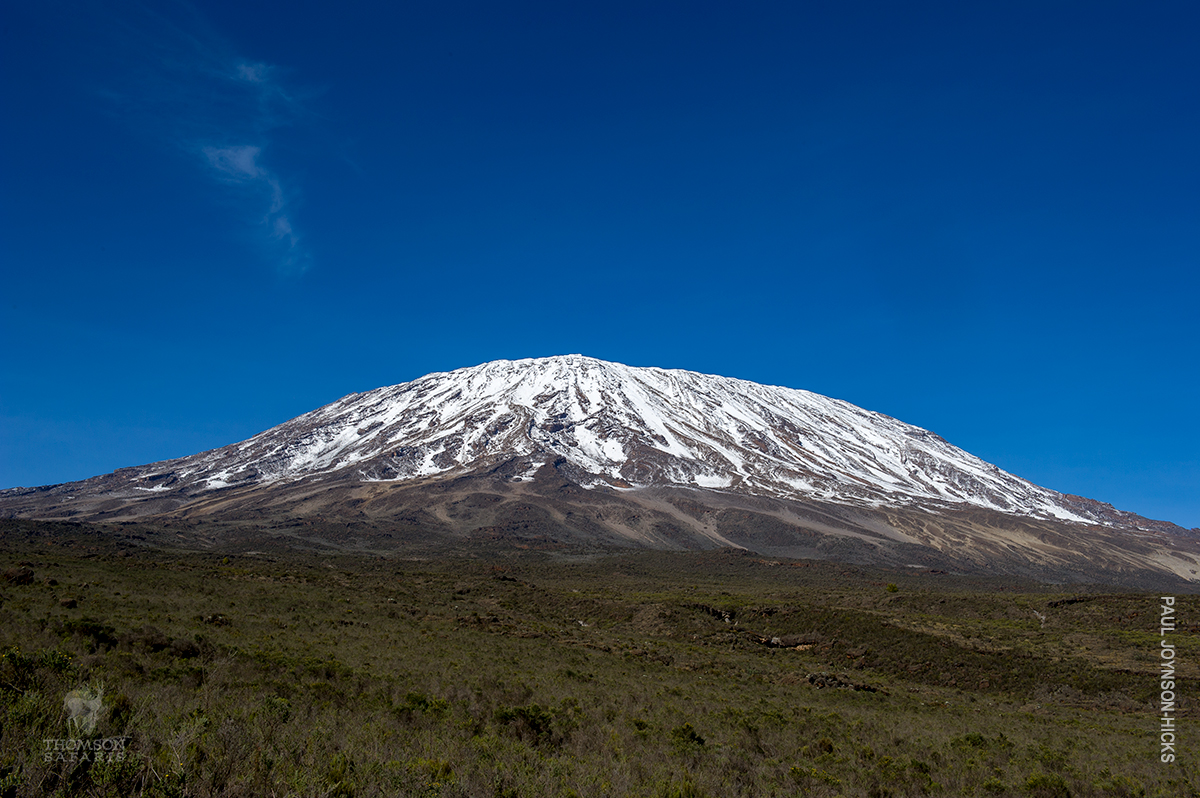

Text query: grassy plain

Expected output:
[1,520,1196,797]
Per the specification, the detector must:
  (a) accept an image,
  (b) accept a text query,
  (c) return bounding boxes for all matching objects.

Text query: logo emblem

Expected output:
[63,687,104,735]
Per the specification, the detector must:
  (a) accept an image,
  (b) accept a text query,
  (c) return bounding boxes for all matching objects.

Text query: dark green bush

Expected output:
[1026,771,1071,798]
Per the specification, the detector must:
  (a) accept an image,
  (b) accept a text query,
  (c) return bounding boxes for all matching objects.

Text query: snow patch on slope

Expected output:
[125,355,1109,527]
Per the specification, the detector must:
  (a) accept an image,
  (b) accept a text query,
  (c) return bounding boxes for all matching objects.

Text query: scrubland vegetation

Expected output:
[1,521,1196,796]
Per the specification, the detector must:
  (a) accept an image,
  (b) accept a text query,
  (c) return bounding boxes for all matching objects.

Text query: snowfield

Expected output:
[152,355,1103,526]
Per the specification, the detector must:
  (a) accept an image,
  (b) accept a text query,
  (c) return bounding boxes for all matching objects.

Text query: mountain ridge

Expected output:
[3,355,1196,585]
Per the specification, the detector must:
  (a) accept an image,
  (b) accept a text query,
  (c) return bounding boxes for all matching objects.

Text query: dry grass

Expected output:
[0,528,1197,796]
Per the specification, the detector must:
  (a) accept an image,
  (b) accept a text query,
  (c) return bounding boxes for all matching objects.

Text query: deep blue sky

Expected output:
[2,1,1197,528]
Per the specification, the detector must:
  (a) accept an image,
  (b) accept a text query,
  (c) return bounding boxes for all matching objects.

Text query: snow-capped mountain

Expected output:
[62,355,1130,524]
[3,355,1196,584]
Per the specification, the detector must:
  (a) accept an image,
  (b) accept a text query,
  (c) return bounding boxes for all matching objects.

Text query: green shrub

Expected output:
[60,617,117,650]
[956,732,990,749]
[399,691,449,716]
[1092,770,1145,798]
[496,703,556,743]
[1026,771,1071,798]
[654,777,706,798]
[669,722,706,751]
[791,765,841,787]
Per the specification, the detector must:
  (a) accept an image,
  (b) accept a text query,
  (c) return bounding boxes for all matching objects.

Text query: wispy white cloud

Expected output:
[201,144,299,260]
[94,3,313,273]
[236,62,271,84]
[203,144,265,179]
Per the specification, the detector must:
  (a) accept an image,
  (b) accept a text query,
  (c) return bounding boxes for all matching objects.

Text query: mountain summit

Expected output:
[97,355,1132,525]
[3,356,1196,585]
